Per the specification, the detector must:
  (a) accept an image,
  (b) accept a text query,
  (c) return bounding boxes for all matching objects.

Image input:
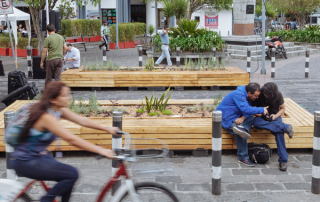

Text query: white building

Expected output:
[12,0,232,36]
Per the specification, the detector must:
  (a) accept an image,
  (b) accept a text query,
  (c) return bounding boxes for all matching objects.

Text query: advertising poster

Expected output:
[205,12,218,29]
[87,10,100,19]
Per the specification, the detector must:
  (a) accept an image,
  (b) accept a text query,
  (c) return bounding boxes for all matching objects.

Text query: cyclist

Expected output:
[9,81,119,202]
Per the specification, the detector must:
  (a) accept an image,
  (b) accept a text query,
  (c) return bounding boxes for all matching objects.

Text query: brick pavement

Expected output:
[0,45,320,201]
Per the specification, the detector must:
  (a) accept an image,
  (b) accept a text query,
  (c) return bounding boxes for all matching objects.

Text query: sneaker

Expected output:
[286,124,294,139]
[154,64,159,67]
[232,126,251,139]
[279,163,287,171]
[239,159,255,167]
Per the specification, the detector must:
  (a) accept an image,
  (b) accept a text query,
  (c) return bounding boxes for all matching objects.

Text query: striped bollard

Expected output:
[212,111,222,195]
[27,46,32,78]
[5,111,17,180]
[271,48,275,78]
[139,47,142,67]
[312,111,320,194]
[176,47,180,67]
[112,111,123,195]
[103,46,107,64]
[247,49,251,73]
[305,49,309,78]
[212,47,216,62]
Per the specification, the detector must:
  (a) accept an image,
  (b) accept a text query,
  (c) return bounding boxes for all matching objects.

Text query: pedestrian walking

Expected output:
[155,25,172,67]
[99,21,110,51]
[40,23,67,89]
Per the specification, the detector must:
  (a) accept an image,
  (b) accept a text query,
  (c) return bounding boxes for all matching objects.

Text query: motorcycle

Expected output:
[265,35,287,59]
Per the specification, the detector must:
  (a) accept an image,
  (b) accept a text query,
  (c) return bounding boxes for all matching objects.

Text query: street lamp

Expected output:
[261,0,266,74]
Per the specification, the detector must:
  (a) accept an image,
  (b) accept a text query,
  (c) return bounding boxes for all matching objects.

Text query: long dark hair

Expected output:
[261,82,279,103]
[20,82,67,142]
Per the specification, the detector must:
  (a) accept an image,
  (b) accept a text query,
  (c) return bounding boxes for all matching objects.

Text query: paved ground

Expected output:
[0,43,319,201]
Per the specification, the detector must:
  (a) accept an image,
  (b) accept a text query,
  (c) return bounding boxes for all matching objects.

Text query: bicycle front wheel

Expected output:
[120,182,179,202]
[15,193,32,202]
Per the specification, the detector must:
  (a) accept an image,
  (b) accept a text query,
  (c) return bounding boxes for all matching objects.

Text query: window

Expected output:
[157,9,168,29]
[312,17,317,24]
[195,16,200,22]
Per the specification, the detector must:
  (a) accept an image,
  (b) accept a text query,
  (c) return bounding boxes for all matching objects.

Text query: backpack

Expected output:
[5,103,34,147]
[248,143,272,164]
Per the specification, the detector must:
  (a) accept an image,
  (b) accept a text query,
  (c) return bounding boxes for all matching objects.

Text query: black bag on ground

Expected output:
[8,71,28,94]
[1,82,39,106]
[248,143,272,164]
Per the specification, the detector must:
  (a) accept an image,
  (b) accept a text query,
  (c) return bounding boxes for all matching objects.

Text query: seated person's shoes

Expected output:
[239,159,255,167]
[279,163,287,171]
[233,125,251,139]
[286,124,294,139]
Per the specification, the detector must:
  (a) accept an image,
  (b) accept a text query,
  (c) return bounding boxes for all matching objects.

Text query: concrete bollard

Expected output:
[4,111,17,180]
[103,46,107,64]
[212,47,217,62]
[112,111,123,194]
[176,47,180,67]
[27,46,33,78]
[312,111,320,194]
[271,48,275,78]
[212,111,222,195]
[139,47,143,67]
[247,49,251,73]
[305,49,309,78]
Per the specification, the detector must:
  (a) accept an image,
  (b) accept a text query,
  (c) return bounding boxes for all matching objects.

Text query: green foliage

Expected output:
[186,107,192,112]
[267,29,320,43]
[136,109,144,113]
[57,0,76,20]
[145,57,155,71]
[148,112,159,116]
[162,110,173,115]
[162,0,175,20]
[173,0,188,21]
[214,93,222,106]
[305,25,320,31]
[0,36,38,49]
[109,22,145,43]
[61,19,100,37]
[144,88,172,113]
[147,24,155,36]
[154,19,224,53]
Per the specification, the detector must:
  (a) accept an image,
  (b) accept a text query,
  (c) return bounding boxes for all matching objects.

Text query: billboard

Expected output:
[205,12,218,29]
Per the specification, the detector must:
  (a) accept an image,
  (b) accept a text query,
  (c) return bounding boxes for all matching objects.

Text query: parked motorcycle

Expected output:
[265,36,287,59]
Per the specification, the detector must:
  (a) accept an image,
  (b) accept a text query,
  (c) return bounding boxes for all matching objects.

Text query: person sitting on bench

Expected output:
[252,82,294,171]
[62,43,80,72]
[216,83,269,167]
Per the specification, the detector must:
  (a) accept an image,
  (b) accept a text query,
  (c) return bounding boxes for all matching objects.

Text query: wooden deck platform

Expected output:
[61,67,249,87]
[0,99,314,152]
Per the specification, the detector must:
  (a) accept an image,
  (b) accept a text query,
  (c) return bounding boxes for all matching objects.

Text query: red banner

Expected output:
[205,12,218,29]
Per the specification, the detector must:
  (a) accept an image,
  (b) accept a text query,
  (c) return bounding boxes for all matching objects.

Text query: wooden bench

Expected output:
[0,99,314,152]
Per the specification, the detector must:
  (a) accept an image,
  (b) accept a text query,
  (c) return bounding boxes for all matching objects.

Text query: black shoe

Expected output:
[233,125,251,139]
[286,124,294,138]
[99,45,102,50]
[239,159,255,167]
[106,49,110,51]
[279,163,287,171]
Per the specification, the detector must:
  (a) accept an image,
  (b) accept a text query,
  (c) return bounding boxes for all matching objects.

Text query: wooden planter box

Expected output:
[9,48,27,57]
[66,39,75,43]
[119,42,125,49]
[61,67,249,88]
[75,37,88,43]
[0,48,9,56]
[124,42,135,48]
[109,43,116,49]
[32,49,39,56]
[89,36,101,42]
[0,99,314,152]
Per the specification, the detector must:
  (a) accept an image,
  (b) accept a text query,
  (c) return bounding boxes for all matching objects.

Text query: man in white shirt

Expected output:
[62,43,80,72]
[99,20,110,51]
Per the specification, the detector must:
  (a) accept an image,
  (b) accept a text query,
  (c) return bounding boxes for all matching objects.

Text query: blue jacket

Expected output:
[216,85,264,129]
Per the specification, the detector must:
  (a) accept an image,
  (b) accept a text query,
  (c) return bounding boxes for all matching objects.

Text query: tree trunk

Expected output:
[29,7,45,55]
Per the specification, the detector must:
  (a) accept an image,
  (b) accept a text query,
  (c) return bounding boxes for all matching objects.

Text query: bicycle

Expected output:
[0,131,179,202]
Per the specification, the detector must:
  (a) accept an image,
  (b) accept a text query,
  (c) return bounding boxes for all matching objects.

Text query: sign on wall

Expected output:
[205,12,218,29]
[0,0,14,15]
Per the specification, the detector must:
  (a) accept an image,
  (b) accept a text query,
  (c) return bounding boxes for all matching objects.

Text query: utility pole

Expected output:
[261,0,266,74]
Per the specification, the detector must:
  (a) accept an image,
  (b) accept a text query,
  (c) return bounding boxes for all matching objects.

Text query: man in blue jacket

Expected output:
[216,83,268,166]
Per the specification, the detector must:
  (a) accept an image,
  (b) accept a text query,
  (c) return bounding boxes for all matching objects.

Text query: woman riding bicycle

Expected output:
[9,81,119,202]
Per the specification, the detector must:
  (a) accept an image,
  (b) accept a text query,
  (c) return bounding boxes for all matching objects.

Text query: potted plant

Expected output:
[0,37,9,56]
[124,24,136,48]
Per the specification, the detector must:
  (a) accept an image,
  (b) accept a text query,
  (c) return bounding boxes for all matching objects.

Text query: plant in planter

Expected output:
[147,24,155,36]
[145,57,155,71]
[144,88,172,116]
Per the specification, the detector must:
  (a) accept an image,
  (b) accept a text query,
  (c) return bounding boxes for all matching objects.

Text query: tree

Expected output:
[57,0,76,20]
[18,0,100,55]
[255,1,277,32]
[162,0,175,27]
[188,0,232,19]
[162,0,188,26]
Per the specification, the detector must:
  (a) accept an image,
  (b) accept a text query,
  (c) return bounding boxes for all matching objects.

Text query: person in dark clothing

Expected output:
[252,82,294,171]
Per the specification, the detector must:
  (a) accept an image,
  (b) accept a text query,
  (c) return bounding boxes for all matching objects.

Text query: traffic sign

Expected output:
[0,0,14,15]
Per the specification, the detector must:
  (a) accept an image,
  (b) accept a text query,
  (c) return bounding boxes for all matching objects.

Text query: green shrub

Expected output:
[61,19,101,37]
[132,22,146,35]
[162,110,172,115]
[0,36,38,49]
[109,22,142,43]
[136,108,144,113]
[266,29,320,43]
[148,112,158,116]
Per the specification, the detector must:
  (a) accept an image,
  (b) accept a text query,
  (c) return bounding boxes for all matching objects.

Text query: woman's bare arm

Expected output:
[39,113,114,158]
[60,108,119,135]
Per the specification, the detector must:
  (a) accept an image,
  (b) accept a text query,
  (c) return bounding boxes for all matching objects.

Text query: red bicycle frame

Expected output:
[13,161,128,202]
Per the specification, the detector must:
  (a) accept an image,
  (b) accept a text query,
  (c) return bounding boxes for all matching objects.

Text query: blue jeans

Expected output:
[224,115,255,161]
[253,116,289,163]
[155,45,172,66]
[10,155,78,202]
